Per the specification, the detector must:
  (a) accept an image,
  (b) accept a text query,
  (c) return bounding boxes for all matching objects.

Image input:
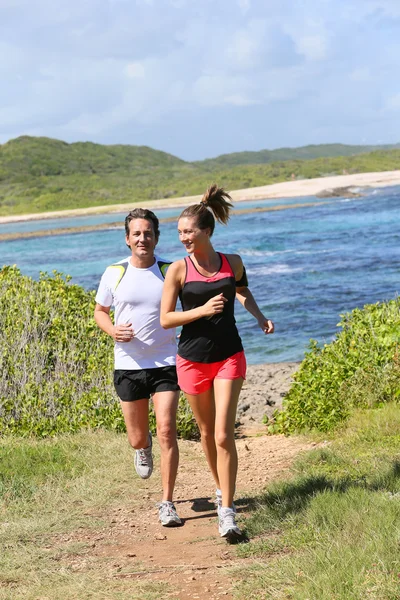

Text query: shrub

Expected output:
[271,298,400,433]
[0,266,198,439]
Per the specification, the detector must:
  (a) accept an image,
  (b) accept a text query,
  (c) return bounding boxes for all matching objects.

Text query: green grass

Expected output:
[234,403,400,599]
[0,431,177,600]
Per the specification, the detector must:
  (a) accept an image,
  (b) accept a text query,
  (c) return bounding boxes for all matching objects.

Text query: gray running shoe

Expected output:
[218,507,241,538]
[134,433,153,479]
[215,489,237,515]
[158,501,182,527]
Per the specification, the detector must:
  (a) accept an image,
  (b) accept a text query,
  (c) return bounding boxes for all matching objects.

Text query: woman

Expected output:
[160,184,274,540]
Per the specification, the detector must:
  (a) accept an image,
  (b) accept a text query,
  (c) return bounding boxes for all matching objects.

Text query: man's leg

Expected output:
[152,391,180,502]
[120,398,150,449]
[120,398,153,479]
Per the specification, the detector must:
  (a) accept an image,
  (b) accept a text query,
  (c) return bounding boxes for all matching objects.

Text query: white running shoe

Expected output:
[158,501,182,527]
[134,433,153,479]
[218,507,241,538]
[215,489,237,515]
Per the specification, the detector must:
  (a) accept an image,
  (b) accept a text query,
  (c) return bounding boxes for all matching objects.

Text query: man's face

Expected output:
[126,218,157,259]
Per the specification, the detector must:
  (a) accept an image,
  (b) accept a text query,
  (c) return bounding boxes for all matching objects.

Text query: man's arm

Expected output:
[94,304,134,342]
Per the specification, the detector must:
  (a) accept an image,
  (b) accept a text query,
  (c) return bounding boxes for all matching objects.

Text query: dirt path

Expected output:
[55,363,310,599]
[69,434,311,600]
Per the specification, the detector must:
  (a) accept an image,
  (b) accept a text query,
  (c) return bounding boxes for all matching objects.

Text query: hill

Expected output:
[0,136,187,180]
[1,136,400,216]
[196,142,400,168]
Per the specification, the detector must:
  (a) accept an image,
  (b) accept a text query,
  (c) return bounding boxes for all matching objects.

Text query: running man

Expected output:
[94,208,181,527]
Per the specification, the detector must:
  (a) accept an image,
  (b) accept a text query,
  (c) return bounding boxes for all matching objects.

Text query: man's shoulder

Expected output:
[101,257,131,289]
[154,255,173,279]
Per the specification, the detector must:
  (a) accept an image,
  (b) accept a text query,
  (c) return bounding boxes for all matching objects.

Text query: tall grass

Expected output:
[235,404,400,599]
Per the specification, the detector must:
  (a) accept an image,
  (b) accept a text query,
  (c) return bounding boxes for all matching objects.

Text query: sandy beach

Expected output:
[1,169,400,224]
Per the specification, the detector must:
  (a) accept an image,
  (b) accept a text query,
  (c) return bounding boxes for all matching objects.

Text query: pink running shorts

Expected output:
[176,350,247,395]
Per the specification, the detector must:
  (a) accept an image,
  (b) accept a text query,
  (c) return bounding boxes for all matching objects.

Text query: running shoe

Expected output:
[158,501,182,527]
[215,488,237,515]
[134,432,153,479]
[218,507,241,539]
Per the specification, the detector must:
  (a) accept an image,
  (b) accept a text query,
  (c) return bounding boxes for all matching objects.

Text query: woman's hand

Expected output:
[201,293,227,318]
[258,317,274,334]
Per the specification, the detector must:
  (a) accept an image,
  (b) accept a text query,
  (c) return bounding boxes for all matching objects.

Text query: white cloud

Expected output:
[1,0,400,155]
[237,0,251,14]
[295,34,328,61]
[385,93,400,111]
[125,62,146,78]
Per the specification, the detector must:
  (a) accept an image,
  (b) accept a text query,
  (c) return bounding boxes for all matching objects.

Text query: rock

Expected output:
[315,186,364,198]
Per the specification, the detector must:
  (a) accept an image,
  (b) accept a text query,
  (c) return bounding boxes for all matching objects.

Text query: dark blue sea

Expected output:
[1,186,399,364]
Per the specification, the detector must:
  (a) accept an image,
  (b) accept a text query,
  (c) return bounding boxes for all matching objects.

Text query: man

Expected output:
[94,208,181,527]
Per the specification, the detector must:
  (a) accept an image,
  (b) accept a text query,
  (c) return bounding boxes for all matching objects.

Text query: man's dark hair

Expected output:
[125,208,160,241]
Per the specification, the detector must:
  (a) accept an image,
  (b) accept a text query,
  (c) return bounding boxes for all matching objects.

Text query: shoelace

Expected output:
[137,448,151,465]
[220,511,236,528]
[158,502,177,517]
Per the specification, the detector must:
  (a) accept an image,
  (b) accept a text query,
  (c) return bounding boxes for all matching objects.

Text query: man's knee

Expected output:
[127,432,150,449]
[156,422,177,446]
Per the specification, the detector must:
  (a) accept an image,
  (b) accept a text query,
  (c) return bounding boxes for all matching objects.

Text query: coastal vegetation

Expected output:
[271,298,400,433]
[236,403,400,599]
[1,135,400,216]
[2,396,399,598]
[0,266,198,439]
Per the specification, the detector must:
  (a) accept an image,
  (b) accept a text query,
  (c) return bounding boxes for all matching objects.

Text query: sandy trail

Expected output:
[56,363,308,599]
[1,169,399,224]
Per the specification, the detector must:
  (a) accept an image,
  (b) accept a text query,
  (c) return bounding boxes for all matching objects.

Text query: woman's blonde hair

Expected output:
[179,184,233,235]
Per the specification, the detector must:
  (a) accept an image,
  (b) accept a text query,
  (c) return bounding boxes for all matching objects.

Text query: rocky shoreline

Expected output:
[237,362,300,433]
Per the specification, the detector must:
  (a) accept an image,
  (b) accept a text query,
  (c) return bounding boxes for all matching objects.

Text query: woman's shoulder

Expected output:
[166,258,187,277]
[222,252,242,267]
[221,253,243,278]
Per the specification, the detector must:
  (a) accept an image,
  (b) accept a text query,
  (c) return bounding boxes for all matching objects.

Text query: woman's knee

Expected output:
[215,430,235,449]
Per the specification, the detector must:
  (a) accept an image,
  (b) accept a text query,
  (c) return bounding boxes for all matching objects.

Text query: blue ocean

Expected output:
[1,186,399,364]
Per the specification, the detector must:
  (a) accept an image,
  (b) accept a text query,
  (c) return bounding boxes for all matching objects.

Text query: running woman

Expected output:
[160,185,274,540]
[94,208,181,527]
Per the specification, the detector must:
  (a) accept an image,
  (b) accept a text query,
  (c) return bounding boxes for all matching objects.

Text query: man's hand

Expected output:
[258,317,274,335]
[113,323,134,342]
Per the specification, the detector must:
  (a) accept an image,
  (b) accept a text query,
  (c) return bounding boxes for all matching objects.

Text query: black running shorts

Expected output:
[113,366,180,402]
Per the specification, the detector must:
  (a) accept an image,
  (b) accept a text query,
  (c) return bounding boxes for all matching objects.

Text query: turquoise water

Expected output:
[1,187,399,364]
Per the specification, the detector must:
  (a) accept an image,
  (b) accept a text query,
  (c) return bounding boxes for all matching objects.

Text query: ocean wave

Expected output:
[240,247,340,257]
[247,264,305,275]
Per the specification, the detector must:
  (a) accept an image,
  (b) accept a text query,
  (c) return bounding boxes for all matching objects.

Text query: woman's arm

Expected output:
[227,253,274,335]
[235,286,274,334]
[160,260,227,329]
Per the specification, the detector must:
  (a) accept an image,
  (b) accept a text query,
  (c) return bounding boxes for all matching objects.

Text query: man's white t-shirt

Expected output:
[95,256,177,370]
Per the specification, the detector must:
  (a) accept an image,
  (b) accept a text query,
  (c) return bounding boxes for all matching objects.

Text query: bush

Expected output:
[271,298,400,434]
[0,266,198,439]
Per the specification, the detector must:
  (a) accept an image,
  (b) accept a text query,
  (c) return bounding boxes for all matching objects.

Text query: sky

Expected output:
[1,0,400,160]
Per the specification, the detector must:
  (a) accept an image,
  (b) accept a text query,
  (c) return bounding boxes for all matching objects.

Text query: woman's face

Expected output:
[178,216,210,253]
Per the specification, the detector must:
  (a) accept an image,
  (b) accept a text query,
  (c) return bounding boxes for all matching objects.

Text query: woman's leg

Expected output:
[213,378,243,508]
[185,388,220,489]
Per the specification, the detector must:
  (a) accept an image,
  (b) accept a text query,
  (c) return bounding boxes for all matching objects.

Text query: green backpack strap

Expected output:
[109,260,129,291]
[157,260,172,279]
